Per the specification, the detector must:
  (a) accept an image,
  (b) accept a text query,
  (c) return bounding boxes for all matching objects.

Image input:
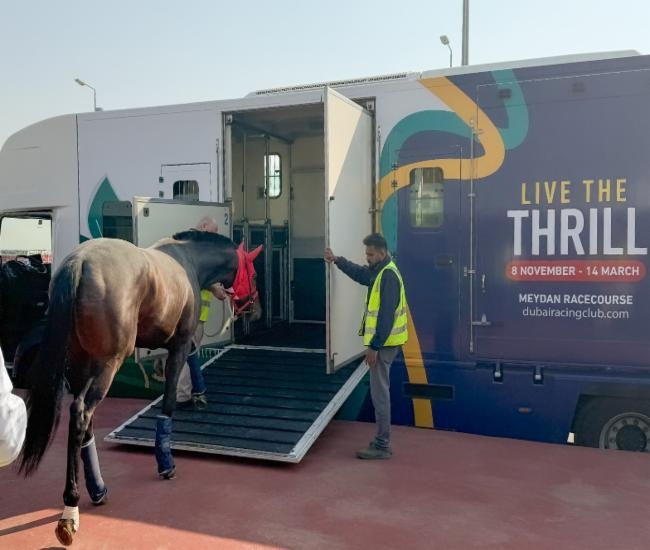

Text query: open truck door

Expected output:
[325,87,374,373]
[132,197,232,364]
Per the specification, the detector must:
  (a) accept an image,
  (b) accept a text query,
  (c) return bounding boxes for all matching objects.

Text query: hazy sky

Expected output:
[2,0,649,147]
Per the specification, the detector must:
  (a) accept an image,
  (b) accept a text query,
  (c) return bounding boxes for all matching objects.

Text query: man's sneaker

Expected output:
[356,442,392,460]
[191,392,208,410]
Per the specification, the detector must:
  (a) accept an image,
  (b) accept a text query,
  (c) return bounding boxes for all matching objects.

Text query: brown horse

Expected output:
[18,229,262,546]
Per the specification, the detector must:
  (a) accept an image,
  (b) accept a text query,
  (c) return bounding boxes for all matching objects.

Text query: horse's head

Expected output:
[229,242,263,320]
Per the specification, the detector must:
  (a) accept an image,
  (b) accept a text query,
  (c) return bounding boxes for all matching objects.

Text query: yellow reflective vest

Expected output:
[199,289,212,322]
[362,261,408,347]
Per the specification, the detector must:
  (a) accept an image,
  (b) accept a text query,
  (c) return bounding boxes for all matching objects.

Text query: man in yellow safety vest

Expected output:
[176,216,227,409]
[325,233,408,459]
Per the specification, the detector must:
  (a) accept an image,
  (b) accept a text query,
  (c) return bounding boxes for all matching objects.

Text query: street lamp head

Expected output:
[74,78,98,111]
[439,36,453,68]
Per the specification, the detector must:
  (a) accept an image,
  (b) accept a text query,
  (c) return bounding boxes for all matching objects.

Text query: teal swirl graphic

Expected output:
[82,176,119,241]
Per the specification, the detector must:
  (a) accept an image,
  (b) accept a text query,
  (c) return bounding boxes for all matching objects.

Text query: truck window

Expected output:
[264,153,282,198]
[102,201,133,242]
[0,217,52,263]
[408,167,444,228]
[173,180,200,201]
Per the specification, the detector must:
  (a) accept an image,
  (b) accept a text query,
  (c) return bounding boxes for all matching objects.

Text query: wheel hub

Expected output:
[600,413,650,452]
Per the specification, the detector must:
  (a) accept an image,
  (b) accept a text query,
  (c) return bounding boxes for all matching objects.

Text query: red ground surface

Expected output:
[1,396,649,549]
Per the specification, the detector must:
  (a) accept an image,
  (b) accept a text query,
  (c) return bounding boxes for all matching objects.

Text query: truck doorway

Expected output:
[225,89,374,371]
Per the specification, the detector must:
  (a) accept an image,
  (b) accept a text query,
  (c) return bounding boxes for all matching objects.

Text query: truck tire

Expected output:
[573,397,650,452]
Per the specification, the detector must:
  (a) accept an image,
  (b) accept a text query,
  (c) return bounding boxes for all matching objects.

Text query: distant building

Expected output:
[0,250,52,264]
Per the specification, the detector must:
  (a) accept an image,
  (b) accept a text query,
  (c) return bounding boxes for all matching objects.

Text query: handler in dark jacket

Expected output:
[325,233,408,459]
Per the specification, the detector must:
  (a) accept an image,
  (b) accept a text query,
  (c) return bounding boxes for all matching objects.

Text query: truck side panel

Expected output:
[77,109,221,240]
[378,54,650,442]
[474,63,650,367]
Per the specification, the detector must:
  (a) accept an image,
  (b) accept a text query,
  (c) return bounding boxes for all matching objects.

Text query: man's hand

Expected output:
[324,248,337,264]
[209,283,229,301]
[365,348,378,367]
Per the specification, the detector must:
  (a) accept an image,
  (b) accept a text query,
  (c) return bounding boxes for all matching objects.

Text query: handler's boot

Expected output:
[192,391,208,410]
[356,441,393,460]
[81,436,108,504]
[154,415,176,479]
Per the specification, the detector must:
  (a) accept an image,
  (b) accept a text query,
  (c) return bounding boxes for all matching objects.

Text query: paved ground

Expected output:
[1,396,649,549]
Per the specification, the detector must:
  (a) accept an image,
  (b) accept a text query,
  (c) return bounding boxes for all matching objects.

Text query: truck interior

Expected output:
[226,103,328,350]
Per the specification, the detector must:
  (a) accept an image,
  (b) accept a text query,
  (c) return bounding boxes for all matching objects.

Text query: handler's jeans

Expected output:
[369,346,400,450]
[176,322,207,401]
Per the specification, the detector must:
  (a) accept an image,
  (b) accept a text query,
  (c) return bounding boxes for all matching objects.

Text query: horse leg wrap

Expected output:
[81,436,108,504]
[154,415,175,479]
[56,506,79,546]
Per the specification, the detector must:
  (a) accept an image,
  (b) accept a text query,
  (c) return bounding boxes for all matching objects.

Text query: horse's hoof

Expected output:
[91,487,108,506]
[55,518,77,546]
[158,466,176,480]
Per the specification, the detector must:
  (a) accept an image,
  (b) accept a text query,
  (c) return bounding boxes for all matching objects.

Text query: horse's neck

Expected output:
[195,248,236,288]
[152,240,234,289]
[149,243,197,281]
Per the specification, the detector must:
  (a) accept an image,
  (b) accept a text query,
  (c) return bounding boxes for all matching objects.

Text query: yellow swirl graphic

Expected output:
[378,76,506,203]
[402,308,434,427]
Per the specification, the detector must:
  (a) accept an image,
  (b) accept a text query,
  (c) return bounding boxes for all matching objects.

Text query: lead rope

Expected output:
[204,292,237,338]
[203,247,257,337]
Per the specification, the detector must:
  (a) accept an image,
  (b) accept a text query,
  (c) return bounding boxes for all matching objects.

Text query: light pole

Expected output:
[439,35,452,68]
[461,0,469,65]
[74,78,100,111]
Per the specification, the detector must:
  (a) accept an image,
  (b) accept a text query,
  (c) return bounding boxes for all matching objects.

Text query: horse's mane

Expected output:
[172,229,236,249]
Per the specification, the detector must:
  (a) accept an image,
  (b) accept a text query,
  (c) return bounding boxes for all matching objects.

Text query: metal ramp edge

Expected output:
[104,346,367,463]
[282,357,368,462]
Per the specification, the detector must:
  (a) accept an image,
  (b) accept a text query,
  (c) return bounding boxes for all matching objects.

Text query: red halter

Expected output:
[229,242,262,316]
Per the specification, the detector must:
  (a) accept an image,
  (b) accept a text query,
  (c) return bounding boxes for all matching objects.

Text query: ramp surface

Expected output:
[105,346,366,462]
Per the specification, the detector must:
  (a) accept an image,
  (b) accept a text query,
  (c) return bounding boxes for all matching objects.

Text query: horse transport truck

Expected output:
[1,49,650,459]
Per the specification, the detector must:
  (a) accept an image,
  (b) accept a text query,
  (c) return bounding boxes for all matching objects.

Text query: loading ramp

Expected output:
[105,346,367,463]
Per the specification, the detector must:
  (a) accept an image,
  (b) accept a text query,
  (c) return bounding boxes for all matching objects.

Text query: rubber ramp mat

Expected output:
[105,347,366,462]
[235,322,325,349]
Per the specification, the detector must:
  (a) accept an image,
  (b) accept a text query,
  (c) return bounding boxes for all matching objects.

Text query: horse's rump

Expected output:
[71,239,196,356]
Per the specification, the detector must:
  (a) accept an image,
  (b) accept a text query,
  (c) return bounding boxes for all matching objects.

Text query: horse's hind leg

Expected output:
[56,393,88,546]
[57,364,115,546]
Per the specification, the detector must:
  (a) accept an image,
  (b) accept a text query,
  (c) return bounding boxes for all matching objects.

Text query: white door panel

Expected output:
[325,88,373,372]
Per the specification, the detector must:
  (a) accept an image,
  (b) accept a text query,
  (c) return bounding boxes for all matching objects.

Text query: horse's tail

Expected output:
[19,259,80,476]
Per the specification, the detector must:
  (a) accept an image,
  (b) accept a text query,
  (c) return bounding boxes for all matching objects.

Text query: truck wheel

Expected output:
[574,397,650,452]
